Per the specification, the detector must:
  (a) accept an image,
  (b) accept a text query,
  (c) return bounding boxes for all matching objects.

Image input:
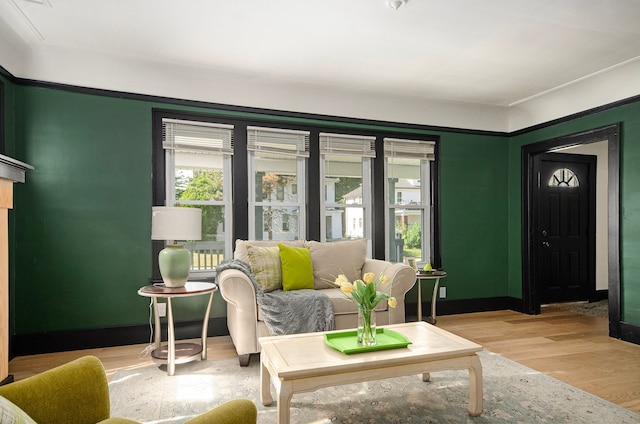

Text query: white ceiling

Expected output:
[1,0,640,130]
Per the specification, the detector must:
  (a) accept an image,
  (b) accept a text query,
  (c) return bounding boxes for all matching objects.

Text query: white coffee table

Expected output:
[259,321,483,424]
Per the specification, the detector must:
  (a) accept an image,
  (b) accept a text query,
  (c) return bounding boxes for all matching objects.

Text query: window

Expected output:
[247,126,309,240]
[549,168,579,187]
[154,111,441,273]
[384,138,435,263]
[320,133,375,243]
[162,118,234,277]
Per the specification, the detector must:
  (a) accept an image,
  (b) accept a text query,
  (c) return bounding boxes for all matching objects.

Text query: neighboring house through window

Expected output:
[319,133,375,251]
[247,126,309,240]
[384,138,436,264]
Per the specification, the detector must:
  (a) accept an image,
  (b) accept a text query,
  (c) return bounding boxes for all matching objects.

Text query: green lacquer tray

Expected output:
[324,328,412,354]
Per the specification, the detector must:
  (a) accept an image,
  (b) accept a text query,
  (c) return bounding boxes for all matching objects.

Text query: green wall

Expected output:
[2,75,18,336]
[1,76,16,158]
[439,132,509,300]
[6,80,640,340]
[10,87,225,334]
[5,84,510,338]
[508,101,640,324]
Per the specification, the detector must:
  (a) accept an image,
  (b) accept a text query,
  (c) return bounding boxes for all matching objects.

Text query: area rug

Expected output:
[551,299,609,318]
[109,350,639,423]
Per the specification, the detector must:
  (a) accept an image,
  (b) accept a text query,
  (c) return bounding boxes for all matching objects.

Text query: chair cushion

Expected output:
[0,395,37,424]
[246,246,282,292]
[307,239,368,289]
[278,244,314,291]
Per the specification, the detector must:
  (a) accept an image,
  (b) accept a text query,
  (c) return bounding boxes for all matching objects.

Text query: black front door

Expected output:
[532,153,596,304]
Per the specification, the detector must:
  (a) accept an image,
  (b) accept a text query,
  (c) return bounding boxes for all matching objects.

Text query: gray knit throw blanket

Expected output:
[216,259,335,336]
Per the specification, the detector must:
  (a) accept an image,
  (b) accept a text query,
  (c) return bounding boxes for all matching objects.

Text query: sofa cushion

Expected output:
[234,239,305,263]
[246,245,282,292]
[278,244,314,291]
[307,239,368,289]
[0,395,37,424]
[256,288,387,324]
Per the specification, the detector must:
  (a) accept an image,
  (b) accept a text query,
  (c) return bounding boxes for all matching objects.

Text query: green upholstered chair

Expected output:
[0,355,257,424]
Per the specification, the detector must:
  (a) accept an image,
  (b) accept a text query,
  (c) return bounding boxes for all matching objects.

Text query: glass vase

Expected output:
[357,306,377,346]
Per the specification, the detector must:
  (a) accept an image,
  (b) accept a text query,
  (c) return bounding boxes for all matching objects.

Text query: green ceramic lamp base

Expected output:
[158,244,191,287]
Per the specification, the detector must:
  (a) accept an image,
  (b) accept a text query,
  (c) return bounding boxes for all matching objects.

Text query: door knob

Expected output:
[541,230,547,237]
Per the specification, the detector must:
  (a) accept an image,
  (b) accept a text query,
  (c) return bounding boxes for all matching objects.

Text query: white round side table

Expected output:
[138,281,217,375]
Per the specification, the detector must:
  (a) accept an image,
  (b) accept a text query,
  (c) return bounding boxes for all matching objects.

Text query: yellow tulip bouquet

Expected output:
[334,271,397,345]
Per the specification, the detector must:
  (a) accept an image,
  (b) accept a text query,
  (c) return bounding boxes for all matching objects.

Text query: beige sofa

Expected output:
[217,239,416,366]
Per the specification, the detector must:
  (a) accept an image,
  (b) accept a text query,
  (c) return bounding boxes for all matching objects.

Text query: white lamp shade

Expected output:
[151,207,202,241]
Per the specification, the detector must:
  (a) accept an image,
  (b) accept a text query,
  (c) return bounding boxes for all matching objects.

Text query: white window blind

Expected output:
[163,119,234,155]
[319,133,376,158]
[383,138,435,160]
[247,126,310,157]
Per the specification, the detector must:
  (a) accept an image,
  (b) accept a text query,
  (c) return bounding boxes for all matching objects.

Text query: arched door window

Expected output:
[548,168,579,187]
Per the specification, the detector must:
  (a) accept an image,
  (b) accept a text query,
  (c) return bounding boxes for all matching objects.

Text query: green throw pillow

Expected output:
[278,244,314,291]
[0,395,37,424]
[246,245,282,292]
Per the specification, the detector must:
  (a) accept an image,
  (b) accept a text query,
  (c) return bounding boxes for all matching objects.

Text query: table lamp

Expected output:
[151,206,202,287]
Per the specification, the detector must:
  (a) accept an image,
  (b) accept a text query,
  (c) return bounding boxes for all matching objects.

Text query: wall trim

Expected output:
[10,294,624,355]
[620,322,640,345]
[520,124,621,340]
[15,298,519,356]
[11,317,228,357]
[0,81,4,154]
[510,94,640,136]
[3,61,640,355]
[406,296,518,319]
[593,289,609,302]
[7,75,508,138]
[4,64,640,138]
[0,65,17,84]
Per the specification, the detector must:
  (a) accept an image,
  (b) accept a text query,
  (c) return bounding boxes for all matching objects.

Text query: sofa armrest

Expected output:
[363,259,416,295]
[217,268,258,308]
[217,268,260,358]
[0,356,111,424]
[363,259,416,324]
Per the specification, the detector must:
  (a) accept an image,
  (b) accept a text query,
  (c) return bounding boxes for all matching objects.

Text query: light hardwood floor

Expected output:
[8,307,640,415]
[438,306,640,414]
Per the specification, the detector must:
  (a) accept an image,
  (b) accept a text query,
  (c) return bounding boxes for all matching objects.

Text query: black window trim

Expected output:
[151,108,442,282]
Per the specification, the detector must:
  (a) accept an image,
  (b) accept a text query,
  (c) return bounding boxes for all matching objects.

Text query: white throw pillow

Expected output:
[307,239,368,289]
